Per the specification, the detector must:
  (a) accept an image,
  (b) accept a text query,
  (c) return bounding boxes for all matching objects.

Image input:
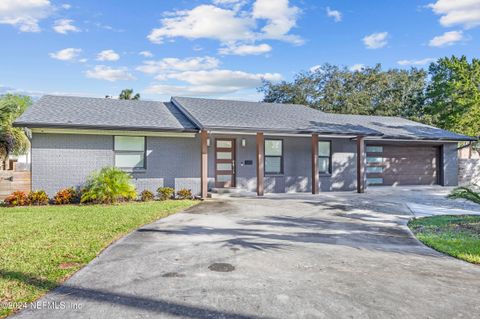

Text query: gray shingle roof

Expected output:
[14,95,197,132]
[172,96,473,141]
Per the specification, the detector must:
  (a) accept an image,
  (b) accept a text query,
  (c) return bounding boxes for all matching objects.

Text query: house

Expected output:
[13,95,474,198]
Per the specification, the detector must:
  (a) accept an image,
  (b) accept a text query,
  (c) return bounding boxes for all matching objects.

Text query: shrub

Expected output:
[448,186,480,205]
[157,187,174,201]
[27,190,49,206]
[81,167,137,204]
[53,188,79,205]
[4,191,29,207]
[176,188,192,200]
[140,190,154,202]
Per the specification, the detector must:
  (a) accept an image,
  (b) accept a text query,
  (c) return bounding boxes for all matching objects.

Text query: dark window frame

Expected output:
[113,136,147,170]
[264,139,284,175]
[318,140,332,175]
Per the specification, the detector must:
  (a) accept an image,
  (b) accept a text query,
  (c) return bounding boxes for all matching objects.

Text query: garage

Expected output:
[366,144,440,186]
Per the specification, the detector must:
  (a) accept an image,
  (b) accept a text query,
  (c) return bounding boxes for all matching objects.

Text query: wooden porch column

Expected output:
[256,132,264,196]
[356,136,365,193]
[200,129,208,199]
[311,133,319,194]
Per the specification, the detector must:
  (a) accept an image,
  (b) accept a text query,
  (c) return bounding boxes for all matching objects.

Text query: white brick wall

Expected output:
[459,159,480,186]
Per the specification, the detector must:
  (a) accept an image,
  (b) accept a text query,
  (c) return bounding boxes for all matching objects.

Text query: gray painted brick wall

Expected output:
[208,135,357,193]
[442,142,459,186]
[31,133,201,196]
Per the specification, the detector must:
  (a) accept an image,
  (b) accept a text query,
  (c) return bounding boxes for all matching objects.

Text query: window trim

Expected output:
[318,140,332,175]
[264,138,284,175]
[113,136,147,171]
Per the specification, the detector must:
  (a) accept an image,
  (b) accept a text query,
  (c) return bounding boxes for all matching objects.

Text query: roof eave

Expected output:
[12,122,199,133]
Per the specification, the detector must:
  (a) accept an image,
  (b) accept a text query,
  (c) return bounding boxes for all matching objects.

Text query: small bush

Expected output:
[4,191,29,207]
[27,190,49,206]
[176,188,192,200]
[140,190,154,202]
[157,187,174,201]
[448,186,480,205]
[53,188,79,205]
[81,167,137,204]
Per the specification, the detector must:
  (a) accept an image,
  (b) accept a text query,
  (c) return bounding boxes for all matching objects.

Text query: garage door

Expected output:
[366,145,440,186]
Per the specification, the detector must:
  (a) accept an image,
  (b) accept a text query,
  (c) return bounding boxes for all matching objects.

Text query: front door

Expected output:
[215,139,236,188]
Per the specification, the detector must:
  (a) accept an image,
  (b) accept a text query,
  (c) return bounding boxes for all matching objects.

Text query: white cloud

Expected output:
[147,0,302,47]
[428,30,464,47]
[53,19,80,34]
[252,0,302,44]
[363,32,388,49]
[326,7,342,22]
[137,56,220,74]
[0,0,53,32]
[309,65,321,72]
[148,5,255,44]
[397,58,436,66]
[49,48,82,61]
[350,64,365,71]
[61,4,71,10]
[96,49,120,61]
[145,69,282,96]
[85,65,135,81]
[429,0,480,29]
[219,43,272,55]
[139,51,153,58]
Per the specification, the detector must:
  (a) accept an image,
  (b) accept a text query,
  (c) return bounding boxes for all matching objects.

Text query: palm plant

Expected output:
[448,186,480,205]
[81,167,137,204]
[0,94,31,168]
[119,89,140,100]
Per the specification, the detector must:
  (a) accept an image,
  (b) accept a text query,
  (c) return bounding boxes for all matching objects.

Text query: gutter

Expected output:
[12,122,199,133]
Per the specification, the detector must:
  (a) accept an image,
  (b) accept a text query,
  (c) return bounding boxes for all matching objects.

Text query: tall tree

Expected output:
[426,55,480,138]
[0,94,31,166]
[119,89,140,100]
[259,64,427,119]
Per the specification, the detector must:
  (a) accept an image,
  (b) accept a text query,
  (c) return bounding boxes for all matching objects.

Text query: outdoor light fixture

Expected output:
[207,138,211,147]
[241,138,246,147]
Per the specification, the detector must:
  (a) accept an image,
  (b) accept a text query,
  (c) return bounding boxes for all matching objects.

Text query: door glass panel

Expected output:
[217,152,232,159]
[366,146,383,153]
[366,166,383,173]
[367,157,383,163]
[367,178,383,185]
[216,140,232,148]
[217,175,231,182]
[217,163,232,171]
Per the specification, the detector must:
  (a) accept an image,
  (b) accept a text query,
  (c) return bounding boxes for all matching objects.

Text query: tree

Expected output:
[0,94,31,167]
[259,64,427,119]
[119,89,140,100]
[426,55,480,138]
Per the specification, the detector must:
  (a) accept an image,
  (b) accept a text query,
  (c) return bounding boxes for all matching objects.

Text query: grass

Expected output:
[0,200,196,318]
[408,215,480,264]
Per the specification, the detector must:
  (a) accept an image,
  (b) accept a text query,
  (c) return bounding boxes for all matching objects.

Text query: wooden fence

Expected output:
[0,170,31,200]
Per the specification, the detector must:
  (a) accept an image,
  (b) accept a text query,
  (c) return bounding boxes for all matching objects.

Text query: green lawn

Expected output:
[0,200,196,318]
[408,215,480,264]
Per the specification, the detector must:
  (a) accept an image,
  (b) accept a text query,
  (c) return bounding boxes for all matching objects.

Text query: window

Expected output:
[265,139,283,174]
[114,136,145,170]
[366,157,383,164]
[318,141,332,174]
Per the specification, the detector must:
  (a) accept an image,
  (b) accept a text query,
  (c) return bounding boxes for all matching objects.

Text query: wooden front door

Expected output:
[215,139,236,188]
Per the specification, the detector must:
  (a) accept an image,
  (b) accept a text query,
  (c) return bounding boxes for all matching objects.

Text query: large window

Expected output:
[265,139,283,175]
[318,141,331,174]
[114,136,145,170]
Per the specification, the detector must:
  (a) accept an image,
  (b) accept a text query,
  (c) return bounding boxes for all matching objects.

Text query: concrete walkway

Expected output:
[14,187,480,319]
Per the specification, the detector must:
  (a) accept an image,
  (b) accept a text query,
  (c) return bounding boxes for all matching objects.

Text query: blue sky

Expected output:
[1,0,479,101]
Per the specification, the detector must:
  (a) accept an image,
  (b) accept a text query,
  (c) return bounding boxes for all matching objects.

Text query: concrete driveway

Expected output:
[14,187,480,319]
